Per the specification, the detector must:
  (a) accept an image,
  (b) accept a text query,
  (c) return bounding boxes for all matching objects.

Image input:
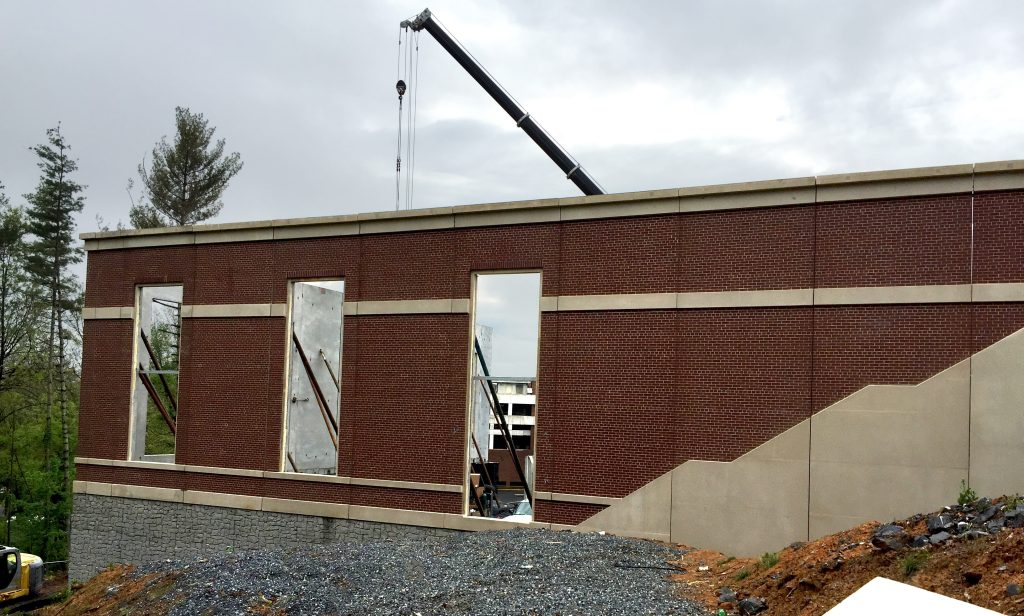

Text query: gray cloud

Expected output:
[2,0,1022,231]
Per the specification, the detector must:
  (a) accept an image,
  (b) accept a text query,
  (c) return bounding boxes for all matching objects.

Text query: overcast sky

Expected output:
[3,0,1023,235]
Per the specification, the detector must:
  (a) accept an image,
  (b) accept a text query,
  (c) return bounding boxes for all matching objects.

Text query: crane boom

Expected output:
[401,8,605,196]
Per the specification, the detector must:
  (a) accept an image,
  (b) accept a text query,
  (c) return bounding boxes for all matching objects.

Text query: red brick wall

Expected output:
[358,231,455,301]
[815,195,971,287]
[539,311,679,498]
[84,244,196,306]
[176,318,278,470]
[451,223,561,297]
[559,215,677,295]
[679,205,815,292]
[811,305,971,410]
[269,236,362,302]
[974,191,1024,284]
[679,307,814,462]
[347,315,467,485]
[77,320,133,459]
[78,188,1024,525]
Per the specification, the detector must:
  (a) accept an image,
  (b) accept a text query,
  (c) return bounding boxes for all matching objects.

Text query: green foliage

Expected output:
[900,551,929,578]
[132,107,243,228]
[734,567,751,581]
[23,126,84,310]
[758,551,779,569]
[717,556,735,566]
[958,479,978,506]
[1005,494,1022,509]
[0,127,84,563]
[0,188,38,393]
[12,467,69,559]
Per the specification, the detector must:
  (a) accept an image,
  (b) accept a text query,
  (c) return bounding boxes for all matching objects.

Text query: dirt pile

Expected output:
[671,495,1024,615]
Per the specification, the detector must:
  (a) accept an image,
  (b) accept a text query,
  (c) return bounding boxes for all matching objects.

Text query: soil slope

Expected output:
[671,496,1024,615]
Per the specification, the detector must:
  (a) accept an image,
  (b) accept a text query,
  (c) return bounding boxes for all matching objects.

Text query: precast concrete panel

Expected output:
[286,282,344,474]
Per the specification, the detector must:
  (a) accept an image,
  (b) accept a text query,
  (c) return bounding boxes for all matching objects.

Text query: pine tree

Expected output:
[131,107,243,228]
[23,126,84,559]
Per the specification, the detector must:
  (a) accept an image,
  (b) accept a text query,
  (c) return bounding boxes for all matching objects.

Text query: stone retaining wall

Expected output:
[70,494,458,581]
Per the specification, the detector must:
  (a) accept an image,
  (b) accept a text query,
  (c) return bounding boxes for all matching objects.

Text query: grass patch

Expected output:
[758,552,779,570]
[900,551,930,578]
[734,568,751,581]
[716,556,735,567]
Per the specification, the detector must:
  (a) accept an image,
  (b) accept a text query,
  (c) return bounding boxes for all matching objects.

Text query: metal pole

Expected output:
[474,337,533,505]
[292,332,339,448]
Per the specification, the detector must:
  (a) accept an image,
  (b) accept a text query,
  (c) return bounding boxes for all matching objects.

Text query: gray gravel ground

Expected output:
[137,528,710,615]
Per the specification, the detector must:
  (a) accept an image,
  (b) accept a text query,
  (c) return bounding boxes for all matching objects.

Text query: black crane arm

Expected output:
[401,8,605,196]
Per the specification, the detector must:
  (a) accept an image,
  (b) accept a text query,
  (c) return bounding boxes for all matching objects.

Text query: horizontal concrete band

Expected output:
[73,481,554,533]
[74,457,461,493]
[543,284,1024,311]
[534,491,621,506]
[80,160,1024,251]
[73,458,618,505]
[83,284,1024,320]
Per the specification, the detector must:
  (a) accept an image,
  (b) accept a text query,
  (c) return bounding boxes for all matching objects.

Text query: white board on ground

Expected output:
[824,577,1000,615]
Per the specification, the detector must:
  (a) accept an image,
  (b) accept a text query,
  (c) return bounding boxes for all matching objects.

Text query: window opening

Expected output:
[467,272,541,522]
[283,280,344,475]
[130,285,182,462]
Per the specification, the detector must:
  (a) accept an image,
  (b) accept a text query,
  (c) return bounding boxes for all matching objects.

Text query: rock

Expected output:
[929,531,952,544]
[738,597,768,615]
[963,530,988,541]
[927,515,952,533]
[976,506,999,523]
[798,578,821,591]
[820,558,843,572]
[872,524,908,550]
[1007,583,1021,597]
[775,573,796,589]
[911,535,930,548]
[963,571,983,586]
[1005,510,1024,529]
[718,588,737,604]
[986,519,1005,534]
[956,521,972,534]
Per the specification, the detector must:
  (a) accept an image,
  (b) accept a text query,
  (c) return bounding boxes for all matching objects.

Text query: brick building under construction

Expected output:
[72,160,1024,580]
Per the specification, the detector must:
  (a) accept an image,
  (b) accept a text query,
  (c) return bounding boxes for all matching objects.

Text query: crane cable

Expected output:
[406,30,420,210]
[394,26,405,210]
[395,25,421,210]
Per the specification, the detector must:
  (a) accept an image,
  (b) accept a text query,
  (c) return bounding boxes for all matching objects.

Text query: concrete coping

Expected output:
[79,160,1024,250]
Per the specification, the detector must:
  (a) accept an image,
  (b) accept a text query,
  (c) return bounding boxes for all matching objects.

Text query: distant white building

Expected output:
[490,381,536,452]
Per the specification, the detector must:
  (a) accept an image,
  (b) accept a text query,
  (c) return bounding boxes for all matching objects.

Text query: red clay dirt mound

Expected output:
[671,496,1024,615]
[36,565,180,616]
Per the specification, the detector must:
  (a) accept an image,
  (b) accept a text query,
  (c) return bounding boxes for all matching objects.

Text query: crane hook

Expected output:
[396,79,407,99]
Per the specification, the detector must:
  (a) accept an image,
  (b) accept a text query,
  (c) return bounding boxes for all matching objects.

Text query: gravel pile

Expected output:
[137,528,709,615]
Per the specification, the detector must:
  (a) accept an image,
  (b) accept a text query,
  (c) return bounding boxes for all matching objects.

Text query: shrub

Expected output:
[958,479,978,506]
[758,552,780,569]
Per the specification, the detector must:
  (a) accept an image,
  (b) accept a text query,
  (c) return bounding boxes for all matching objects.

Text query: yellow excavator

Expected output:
[0,546,43,604]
